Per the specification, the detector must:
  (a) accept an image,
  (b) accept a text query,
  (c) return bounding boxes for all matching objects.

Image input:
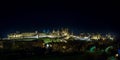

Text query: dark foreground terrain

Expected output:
[0,50,119,60]
[0,39,119,60]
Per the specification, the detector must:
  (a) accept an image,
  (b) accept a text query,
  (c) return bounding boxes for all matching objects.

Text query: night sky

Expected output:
[0,1,118,36]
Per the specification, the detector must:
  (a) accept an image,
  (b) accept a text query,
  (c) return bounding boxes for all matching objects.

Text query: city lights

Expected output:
[7,28,115,42]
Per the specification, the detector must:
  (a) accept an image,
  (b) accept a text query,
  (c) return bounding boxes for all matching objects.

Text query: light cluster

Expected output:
[7,28,115,41]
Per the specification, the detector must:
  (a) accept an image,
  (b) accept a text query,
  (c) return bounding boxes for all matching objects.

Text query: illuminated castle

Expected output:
[7,28,115,41]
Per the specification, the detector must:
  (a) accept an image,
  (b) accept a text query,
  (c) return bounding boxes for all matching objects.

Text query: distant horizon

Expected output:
[0,27,119,38]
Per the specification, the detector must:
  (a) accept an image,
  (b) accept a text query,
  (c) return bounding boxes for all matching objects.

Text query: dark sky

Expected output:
[0,1,119,36]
